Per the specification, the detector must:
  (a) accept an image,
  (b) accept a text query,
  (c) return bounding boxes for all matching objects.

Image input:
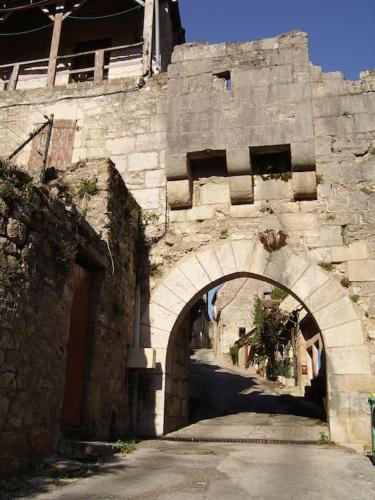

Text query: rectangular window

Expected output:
[239,327,246,338]
[213,71,232,91]
[188,150,228,179]
[250,144,292,177]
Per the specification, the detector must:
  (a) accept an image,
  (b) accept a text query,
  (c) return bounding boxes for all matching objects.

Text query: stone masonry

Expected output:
[0,30,374,449]
[0,159,140,476]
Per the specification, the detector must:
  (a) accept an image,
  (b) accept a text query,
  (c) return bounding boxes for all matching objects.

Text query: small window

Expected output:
[239,327,246,338]
[188,150,228,179]
[213,71,232,91]
[250,144,292,177]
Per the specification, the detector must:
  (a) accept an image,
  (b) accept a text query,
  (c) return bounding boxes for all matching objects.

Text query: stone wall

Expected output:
[0,30,375,447]
[0,158,140,476]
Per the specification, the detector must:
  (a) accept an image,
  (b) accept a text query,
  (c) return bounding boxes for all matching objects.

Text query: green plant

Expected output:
[0,181,17,203]
[275,360,292,378]
[259,172,292,182]
[270,287,287,301]
[318,431,329,444]
[229,344,240,365]
[220,228,228,239]
[350,293,360,303]
[319,262,334,272]
[361,186,372,195]
[78,178,98,199]
[326,214,336,221]
[342,111,353,118]
[54,240,76,278]
[115,439,136,455]
[340,277,351,288]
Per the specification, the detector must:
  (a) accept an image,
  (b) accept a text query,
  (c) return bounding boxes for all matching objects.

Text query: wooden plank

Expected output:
[142,0,155,76]
[94,49,105,82]
[61,264,91,428]
[8,64,19,91]
[46,11,63,87]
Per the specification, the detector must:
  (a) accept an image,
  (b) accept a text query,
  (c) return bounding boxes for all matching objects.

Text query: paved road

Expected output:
[34,440,375,499]
[30,350,374,499]
[169,350,327,442]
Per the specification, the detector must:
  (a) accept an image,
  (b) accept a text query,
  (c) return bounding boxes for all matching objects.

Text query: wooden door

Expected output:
[61,264,91,427]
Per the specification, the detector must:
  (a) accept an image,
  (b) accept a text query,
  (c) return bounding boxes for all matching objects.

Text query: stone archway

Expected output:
[144,237,373,447]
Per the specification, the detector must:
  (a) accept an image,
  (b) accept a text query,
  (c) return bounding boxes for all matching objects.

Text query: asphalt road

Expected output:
[34,440,374,500]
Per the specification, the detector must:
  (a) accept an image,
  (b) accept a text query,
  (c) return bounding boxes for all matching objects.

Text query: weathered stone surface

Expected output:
[348,259,375,281]
[292,171,317,201]
[167,179,192,209]
[229,175,253,204]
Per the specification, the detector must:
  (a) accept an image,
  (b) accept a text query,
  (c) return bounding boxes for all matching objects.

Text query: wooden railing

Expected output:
[0,41,143,91]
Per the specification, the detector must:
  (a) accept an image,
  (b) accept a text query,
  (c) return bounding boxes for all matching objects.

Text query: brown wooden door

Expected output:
[61,264,91,427]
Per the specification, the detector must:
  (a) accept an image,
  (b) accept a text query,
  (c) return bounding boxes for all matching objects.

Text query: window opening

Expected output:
[188,150,228,179]
[213,71,232,91]
[250,144,292,178]
[239,327,246,338]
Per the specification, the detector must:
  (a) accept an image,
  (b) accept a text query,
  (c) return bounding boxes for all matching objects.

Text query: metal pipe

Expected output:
[154,0,161,72]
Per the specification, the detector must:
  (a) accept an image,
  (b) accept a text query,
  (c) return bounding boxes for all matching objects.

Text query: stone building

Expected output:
[0,159,141,475]
[0,0,375,458]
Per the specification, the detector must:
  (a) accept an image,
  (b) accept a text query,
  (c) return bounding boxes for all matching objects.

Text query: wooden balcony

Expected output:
[0,41,144,91]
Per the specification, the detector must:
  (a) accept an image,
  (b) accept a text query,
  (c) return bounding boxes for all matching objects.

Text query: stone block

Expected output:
[348,260,375,282]
[132,188,161,210]
[322,320,365,348]
[200,182,230,205]
[179,256,211,293]
[227,148,251,175]
[330,241,368,263]
[326,346,371,375]
[291,142,316,171]
[161,267,198,303]
[145,170,166,188]
[254,177,292,201]
[232,238,256,272]
[167,180,192,210]
[196,247,224,283]
[281,212,318,231]
[229,175,254,205]
[305,279,345,313]
[314,296,359,332]
[291,264,329,302]
[152,284,186,313]
[292,171,317,201]
[187,206,215,221]
[128,152,159,171]
[214,241,237,276]
[165,153,188,180]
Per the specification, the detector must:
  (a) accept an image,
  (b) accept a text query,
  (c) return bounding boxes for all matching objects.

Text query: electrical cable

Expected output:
[0,84,142,110]
[67,4,141,20]
[0,22,53,35]
[0,1,54,12]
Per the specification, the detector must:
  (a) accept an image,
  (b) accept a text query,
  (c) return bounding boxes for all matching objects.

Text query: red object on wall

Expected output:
[301,365,308,375]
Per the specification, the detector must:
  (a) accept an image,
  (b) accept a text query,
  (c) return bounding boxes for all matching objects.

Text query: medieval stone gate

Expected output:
[141,238,373,447]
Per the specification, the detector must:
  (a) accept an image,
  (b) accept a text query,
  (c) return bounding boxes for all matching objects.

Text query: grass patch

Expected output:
[115,439,136,455]
[78,179,98,199]
[319,262,334,272]
[340,277,351,288]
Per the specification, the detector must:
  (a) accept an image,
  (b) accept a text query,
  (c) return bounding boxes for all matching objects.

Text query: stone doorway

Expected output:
[142,238,373,448]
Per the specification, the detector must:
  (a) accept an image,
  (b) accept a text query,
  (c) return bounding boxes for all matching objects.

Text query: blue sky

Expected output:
[179,0,375,80]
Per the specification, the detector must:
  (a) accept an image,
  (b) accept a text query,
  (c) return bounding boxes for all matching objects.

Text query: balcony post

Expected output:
[8,63,20,91]
[142,0,155,76]
[94,50,105,82]
[46,10,64,87]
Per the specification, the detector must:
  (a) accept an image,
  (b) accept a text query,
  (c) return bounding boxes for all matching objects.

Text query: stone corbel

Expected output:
[167,179,192,209]
[227,148,253,205]
[292,171,317,201]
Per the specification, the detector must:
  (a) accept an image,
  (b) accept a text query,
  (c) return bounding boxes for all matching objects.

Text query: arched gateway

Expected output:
[143,237,374,447]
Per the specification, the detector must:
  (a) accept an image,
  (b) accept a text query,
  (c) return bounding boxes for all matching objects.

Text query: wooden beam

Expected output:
[94,49,104,82]
[8,64,19,91]
[142,0,154,76]
[46,8,64,87]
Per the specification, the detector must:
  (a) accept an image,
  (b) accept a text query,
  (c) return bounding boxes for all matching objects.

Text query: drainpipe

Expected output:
[154,0,161,72]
